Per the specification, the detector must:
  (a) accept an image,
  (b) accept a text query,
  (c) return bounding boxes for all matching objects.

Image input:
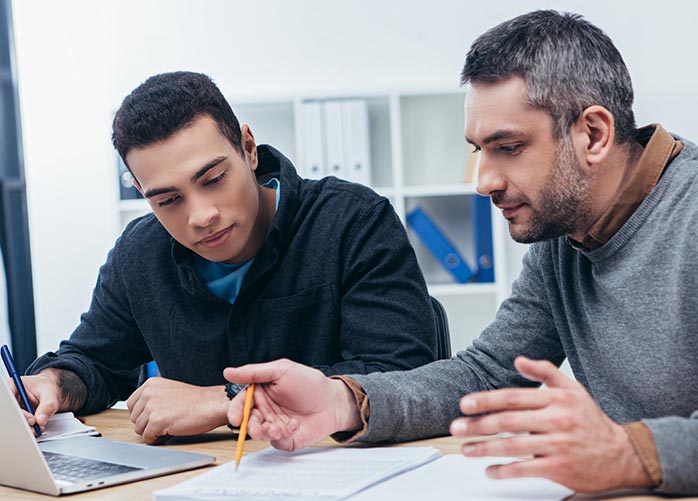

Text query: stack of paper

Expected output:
[153,446,440,500]
[37,412,99,443]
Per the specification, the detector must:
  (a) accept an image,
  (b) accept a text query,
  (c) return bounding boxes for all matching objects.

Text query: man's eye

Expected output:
[204,171,226,187]
[499,143,522,154]
[158,195,180,207]
[469,144,481,153]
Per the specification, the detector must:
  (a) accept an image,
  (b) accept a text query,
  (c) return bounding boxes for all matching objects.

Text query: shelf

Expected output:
[400,93,472,187]
[372,186,395,198]
[118,199,149,212]
[110,89,507,348]
[402,184,478,197]
[428,283,497,296]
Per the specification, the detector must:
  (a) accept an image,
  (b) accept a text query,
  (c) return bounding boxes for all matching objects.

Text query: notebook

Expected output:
[0,375,216,496]
[153,446,441,500]
[36,411,100,442]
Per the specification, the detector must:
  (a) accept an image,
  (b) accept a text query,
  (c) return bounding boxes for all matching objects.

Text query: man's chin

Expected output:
[508,223,566,244]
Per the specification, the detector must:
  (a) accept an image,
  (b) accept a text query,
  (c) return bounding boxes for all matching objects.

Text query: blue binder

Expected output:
[407,207,474,283]
[472,195,495,282]
[146,361,160,378]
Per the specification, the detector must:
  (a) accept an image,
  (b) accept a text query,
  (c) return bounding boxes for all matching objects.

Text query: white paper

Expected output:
[36,412,99,443]
[350,454,574,501]
[153,446,440,501]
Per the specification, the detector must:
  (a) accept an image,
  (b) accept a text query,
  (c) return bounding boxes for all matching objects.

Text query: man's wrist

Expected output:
[207,385,232,428]
[614,423,655,489]
[39,368,86,412]
[622,422,662,488]
[332,379,362,433]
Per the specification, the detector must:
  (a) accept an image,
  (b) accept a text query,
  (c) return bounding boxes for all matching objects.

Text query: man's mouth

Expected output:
[495,203,524,219]
[199,225,233,248]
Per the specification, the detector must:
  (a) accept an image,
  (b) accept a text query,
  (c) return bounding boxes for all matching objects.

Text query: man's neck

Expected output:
[568,143,641,242]
[247,183,277,257]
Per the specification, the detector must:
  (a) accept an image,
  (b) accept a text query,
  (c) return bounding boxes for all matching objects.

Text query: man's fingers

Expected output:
[452,409,554,436]
[34,397,59,427]
[133,410,148,436]
[485,456,557,481]
[514,356,576,389]
[460,434,553,458]
[126,383,145,411]
[227,392,245,427]
[458,387,552,415]
[223,360,292,386]
[244,409,265,439]
[128,396,146,425]
[141,424,161,445]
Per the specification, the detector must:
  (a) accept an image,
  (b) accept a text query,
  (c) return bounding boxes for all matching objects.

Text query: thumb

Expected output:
[514,356,576,389]
[34,394,59,427]
[223,359,292,386]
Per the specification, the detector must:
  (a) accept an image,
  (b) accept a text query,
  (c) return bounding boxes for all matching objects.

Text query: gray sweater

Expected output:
[353,137,698,495]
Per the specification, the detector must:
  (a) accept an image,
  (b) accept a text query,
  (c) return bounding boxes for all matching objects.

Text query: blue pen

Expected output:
[1,344,42,437]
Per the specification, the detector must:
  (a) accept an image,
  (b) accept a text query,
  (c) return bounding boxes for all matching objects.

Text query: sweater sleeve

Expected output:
[318,198,438,376]
[644,412,698,494]
[349,244,567,442]
[26,234,152,414]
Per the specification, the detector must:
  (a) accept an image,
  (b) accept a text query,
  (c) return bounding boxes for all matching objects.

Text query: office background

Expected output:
[10,0,698,357]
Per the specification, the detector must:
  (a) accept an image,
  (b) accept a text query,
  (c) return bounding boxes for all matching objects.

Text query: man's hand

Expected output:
[10,369,81,433]
[126,377,229,444]
[449,356,652,493]
[224,359,361,451]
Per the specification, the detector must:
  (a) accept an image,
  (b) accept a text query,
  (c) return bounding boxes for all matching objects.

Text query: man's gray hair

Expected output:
[461,10,636,144]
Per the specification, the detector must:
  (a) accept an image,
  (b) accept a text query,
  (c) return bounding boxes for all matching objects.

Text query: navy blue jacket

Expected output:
[28,145,437,413]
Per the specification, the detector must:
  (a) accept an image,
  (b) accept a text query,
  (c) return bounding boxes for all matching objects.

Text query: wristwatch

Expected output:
[225,382,248,400]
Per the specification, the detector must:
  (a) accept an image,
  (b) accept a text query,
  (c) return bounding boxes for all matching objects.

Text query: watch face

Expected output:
[226,382,248,400]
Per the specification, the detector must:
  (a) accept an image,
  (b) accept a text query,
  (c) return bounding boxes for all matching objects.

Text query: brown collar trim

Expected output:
[579,124,683,251]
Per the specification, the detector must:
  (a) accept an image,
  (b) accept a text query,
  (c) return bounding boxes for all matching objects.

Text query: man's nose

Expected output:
[475,154,506,196]
[188,200,220,229]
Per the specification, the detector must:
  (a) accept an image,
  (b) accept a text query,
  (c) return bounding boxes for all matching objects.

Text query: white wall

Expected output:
[12,0,698,353]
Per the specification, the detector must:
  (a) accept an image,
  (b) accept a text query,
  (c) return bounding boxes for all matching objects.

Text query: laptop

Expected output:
[0,375,216,495]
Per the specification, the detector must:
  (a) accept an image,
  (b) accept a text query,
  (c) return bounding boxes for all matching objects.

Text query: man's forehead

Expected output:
[464,78,548,143]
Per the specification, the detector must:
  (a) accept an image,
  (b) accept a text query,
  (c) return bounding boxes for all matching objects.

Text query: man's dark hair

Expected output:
[112,71,243,164]
[461,10,636,144]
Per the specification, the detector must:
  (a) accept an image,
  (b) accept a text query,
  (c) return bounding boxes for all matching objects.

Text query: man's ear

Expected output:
[570,105,614,171]
[240,124,258,171]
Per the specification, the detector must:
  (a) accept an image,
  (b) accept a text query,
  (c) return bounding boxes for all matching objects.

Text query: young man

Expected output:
[16,72,438,444]
[225,11,698,495]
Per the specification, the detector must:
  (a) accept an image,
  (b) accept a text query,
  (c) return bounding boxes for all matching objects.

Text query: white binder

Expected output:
[300,101,325,179]
[323,100,345,179]
[341,100,372,185]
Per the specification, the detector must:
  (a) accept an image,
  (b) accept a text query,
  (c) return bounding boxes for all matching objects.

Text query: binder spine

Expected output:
[407,207,474,284]
[323,100,345,179]
[300,101,325,179]
[472,195,495,283]
[342,100,372,185]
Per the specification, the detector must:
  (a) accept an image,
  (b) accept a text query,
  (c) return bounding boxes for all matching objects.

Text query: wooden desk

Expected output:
[0,409,694,500]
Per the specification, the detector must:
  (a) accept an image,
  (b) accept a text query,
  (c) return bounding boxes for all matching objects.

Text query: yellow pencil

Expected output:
[234,383,255,472]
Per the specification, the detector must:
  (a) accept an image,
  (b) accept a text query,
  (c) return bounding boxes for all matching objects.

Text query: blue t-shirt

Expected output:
[194,178,280,304]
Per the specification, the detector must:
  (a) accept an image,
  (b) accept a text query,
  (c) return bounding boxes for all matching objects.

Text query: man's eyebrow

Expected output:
[144,185,177,199]
[143,156,228,199]
[466,129,523,146]
[191,156,227,183]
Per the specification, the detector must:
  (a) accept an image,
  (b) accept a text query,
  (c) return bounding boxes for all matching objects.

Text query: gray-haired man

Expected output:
[225,10,698,495]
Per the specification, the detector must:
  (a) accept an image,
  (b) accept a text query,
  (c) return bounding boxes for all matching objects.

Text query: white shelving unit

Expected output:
[115,88,512,351]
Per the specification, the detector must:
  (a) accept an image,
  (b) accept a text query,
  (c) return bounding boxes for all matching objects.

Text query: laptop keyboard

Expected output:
[43,451,143,483]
